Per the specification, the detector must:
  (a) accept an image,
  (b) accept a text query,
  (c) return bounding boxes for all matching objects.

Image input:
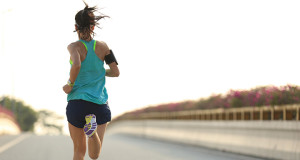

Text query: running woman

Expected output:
[63,2,119,160]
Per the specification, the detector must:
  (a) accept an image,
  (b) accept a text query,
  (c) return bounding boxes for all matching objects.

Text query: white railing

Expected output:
[118,104,300,121]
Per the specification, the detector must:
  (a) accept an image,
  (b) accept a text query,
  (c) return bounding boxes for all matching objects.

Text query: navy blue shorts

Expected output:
[66,100,111,128]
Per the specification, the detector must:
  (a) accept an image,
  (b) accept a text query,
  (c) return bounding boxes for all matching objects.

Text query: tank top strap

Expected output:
[79,40,88,51]
[79,39,96,52]
[69,40,98,65]
[93,40,96,52]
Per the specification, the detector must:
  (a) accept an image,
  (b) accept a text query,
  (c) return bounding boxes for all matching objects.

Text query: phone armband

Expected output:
[104,50,118,65]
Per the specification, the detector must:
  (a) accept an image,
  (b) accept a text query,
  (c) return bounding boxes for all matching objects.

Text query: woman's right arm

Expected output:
[68,43,82,82]
[63,42,81,94]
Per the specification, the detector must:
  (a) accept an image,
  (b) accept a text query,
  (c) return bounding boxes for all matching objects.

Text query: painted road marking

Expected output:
[0,134,30,154]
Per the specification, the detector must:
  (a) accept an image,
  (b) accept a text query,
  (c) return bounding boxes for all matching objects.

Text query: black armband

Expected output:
[104,50,118,65]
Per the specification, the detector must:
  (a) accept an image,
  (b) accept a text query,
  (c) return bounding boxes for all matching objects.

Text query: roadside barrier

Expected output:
[118,104,300,121]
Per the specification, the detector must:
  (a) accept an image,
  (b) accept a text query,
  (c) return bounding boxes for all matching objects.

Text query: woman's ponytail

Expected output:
[74,1,109,39]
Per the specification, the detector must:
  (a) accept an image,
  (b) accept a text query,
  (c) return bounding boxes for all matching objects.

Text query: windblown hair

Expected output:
[75,1,109,39]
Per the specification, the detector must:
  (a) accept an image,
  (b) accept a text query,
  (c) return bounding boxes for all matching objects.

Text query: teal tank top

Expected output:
[67,39,108,104]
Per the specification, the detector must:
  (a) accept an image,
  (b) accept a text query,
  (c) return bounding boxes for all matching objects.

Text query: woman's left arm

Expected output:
[63,43,81,94]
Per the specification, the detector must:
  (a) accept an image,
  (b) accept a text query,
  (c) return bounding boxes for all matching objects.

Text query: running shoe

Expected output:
[84,114,97,138]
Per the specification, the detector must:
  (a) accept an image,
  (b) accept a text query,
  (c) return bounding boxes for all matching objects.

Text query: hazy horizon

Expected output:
[1,0,299,123]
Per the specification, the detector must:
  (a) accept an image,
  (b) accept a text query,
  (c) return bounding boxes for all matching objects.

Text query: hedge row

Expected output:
[119,85,300,118]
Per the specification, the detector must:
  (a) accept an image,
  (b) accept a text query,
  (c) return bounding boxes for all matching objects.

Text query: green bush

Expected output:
[0,96,38,131]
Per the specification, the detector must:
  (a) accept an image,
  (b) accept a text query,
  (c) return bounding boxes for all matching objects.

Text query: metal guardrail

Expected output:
[121,104,300,121]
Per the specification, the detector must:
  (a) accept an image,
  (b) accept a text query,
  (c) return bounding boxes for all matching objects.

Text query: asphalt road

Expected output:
[0,132,266,160]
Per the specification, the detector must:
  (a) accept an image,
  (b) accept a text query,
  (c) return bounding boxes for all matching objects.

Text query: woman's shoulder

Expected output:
[95,40,110,54]
[67,41,83,50]
[95,40,109,48]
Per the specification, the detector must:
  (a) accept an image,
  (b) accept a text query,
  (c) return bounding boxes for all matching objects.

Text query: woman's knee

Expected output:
[74,144,86,157]
[90,156,99,160]
[89,154,99,160]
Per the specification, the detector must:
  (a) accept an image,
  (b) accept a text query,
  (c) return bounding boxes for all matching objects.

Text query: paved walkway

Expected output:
[0,132,266,160]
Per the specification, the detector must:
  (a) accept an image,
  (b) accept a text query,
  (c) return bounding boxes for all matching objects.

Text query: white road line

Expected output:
[0,134,31,154]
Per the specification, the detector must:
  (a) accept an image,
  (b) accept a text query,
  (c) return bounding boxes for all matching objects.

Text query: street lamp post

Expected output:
[0,9,12,56]
[0,9,15,114]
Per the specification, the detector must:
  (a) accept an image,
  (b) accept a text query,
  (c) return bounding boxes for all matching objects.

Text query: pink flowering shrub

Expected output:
[222,85,300,108]
[118,85,300,118]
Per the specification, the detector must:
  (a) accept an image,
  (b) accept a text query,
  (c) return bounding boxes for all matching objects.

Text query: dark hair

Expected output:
[75,1,109,39]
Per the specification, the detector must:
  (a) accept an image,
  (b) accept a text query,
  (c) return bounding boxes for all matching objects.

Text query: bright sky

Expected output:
[1,0,300,121]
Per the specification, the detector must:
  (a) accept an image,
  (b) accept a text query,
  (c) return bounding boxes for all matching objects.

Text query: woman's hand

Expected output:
[63,84,73,94]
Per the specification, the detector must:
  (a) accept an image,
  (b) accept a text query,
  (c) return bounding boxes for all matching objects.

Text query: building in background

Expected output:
[0,105,21,135]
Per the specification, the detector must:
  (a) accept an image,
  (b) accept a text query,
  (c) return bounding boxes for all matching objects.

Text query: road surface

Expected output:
[0,132,266,160]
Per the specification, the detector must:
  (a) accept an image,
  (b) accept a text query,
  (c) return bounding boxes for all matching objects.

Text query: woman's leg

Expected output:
[88,123,108,160]
[69,123,87,160]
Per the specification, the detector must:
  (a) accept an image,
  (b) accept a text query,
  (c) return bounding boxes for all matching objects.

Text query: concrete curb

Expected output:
[108,120,300,160]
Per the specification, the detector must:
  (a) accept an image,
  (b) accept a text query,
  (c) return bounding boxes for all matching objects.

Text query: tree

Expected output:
[0,96,38,131]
